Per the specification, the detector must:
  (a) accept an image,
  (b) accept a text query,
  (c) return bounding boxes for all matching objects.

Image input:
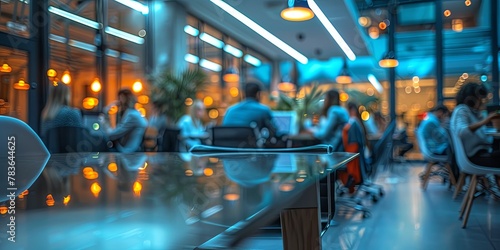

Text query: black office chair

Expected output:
[158,128,181,152]
[43,126,108,154]
[206,126,261,148]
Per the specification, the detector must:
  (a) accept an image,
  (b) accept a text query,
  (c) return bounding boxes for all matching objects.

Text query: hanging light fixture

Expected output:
[61,70,71,84]
[91,78,102,92]
[13,78,30,90]
[278,76,296,92]
[47,69,57,79]
[223,67,239,82]
[1,63,12,73]
[336,58,352,84]
[379,51,399,68]
[281,0,315,21]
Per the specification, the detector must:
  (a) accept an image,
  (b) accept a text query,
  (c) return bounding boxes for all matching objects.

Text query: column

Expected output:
[435,0,444,104]
[388,6,397,122]
[148,1,188,75]
[491,0,499,104]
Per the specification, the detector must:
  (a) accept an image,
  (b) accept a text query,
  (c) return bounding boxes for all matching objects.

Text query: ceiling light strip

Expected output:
[185,54,200,64]
[199,33,224,48]
[199,59,222,72]
[209,0,308,64]
[243,54,262,67]
[307,0,356,61]
[223,45,243,58]
[184,25,200,36]
[48,6,99,29]
[68,39,97,52]
[105,27,145,44]
[368,74,383,93]
[115,0,149,15]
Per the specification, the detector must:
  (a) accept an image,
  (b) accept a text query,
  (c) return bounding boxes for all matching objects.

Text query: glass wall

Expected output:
[184,15,270,123]
[0,46,28,121]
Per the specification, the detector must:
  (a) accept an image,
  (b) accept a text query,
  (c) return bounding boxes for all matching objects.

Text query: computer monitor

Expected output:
[82,111,102,131]
[272,111,298,135]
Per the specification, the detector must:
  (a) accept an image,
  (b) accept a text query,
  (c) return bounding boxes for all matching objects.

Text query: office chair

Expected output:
[43,126,108,153]
[158,128,181,152]
[206,126,261,148]
[416,128,456,190]
[450,130,500,228]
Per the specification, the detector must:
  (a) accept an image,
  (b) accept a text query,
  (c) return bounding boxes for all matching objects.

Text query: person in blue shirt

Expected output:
[223,82,278,138]
[418,105,450,155]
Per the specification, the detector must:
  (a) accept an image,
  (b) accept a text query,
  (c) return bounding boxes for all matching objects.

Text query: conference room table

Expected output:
[1,151,357,249]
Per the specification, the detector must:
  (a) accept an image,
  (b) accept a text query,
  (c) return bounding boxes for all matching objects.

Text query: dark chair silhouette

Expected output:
[207,126,260,148]
[43,126,108,154]
[158,128,181,152]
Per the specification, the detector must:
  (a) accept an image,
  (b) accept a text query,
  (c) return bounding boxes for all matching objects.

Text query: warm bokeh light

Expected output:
[452,19,463,32]
[203,96,213,106]
[465,0,471,6]
[47,68,57,78]
[358,105,366,112]
[138,95,149,104]
[368,27,379,39]
[405,86,412,94]
[209,157,219,163]
[223,193,240,201]
[91,78,102,92]
[108,105,118,115]
[83,167,99,180]
[444,9,451,17]
[0,206,7,214]
[90,182,101,198]
[427,101,435,108]
[61,70,71,84]
[185,169,194,176]
[412,76,419,83]
[414,86,421,93]
[203,168,214,177]
[296,178,305,183]
[358,16,371,27]
[46,194,55,206]
[279,183,295,192]
[83,167,94,175]
[108,162,117,172]
[229,87,239,97]
[83,97,99,110]
[185,98,193,106]
[135,103,142,110]
[208,109,219,119]
[223,73,239,83]
[278,82,296,92]
[21,190,29,195]
[138,107,146,117]
[378,21,387,30]
[461,73,469,79]
[133,181,142,197]
[132,80,143,93]
[361,111,370,121]
[339,92,349,102]
[63,195,71,206]
[366,88,374,96]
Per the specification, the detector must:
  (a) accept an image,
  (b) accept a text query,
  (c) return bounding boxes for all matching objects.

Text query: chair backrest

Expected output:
[43,126,108,153]
[208,126,259,148]
[415,127,447,163]
[449,129,498,175]
[159,128,181,152]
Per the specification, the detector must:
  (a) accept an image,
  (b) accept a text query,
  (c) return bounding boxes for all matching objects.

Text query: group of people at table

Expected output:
[40,81,500,189]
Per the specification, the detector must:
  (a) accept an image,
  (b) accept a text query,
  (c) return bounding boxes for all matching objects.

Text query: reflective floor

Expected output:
[239,160,500,250]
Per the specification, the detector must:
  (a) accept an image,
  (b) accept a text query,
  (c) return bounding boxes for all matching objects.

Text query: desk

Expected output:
[3,151,357,249]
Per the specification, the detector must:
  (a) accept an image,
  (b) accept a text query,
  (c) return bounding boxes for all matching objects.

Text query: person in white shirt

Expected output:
[177,100,209,150]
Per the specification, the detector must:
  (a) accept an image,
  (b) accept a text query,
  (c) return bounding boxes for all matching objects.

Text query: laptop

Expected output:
[272,111,298,135]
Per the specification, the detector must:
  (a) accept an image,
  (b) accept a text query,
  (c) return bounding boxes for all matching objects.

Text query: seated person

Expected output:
[40,83,83,136]
[99,88,148,153]
[178,100,209,150]
[308,89,349,151]
[418,105,449,155]
[223,82,279,141]
[450,82,500,191]
[393,113,413,157]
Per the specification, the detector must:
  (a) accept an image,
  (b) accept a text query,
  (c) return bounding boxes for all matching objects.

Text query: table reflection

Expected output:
[0,152,356,249]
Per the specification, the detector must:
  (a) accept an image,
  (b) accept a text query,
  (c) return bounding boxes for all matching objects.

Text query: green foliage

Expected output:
[275,83,325,130]
[149,68,208,124]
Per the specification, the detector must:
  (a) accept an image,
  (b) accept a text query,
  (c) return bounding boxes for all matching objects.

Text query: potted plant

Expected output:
[275,83,325,131]
[149,68,208,126]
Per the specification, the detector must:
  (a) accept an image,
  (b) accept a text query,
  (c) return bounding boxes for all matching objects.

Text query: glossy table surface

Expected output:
[0,152,356,249]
